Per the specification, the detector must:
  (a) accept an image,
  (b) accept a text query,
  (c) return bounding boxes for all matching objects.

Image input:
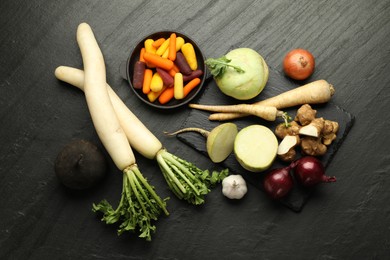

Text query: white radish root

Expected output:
[73,23,168,241]
[54,66,163,160]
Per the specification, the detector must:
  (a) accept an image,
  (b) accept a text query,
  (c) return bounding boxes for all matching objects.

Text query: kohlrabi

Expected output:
[205,48,269,100]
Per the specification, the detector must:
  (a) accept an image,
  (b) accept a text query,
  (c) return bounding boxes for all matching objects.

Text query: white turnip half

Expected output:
[164,123,238,163]
[234,125,278,172]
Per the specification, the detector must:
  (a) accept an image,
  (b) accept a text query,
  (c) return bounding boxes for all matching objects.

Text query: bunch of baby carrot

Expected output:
[132,33,204,105]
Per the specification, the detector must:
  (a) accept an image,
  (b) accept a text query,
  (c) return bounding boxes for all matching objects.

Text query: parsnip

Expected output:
[188,103,283,121]
[189,80,335,121]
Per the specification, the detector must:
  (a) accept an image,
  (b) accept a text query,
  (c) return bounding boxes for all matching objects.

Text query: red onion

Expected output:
[263,167,294,199]
[292,156,336,187]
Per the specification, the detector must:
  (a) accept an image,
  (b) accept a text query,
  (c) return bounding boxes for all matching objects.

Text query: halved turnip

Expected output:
[165,123,238,163]
[234,125,278,172]
[54,139,107,190]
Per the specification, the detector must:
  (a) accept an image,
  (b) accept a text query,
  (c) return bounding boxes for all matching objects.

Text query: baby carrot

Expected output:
[162,48,169,59]
[168,64,180,77]
[156,38,170,56]
[139,48,146,62]
[152,38,165,48]
[183,77,201,97]
[158,86,175,104]
[181,43,197,70]
[144,39,156,54]
[150,71,164,92]
[168,33,177,61]
[175,37,185,51]
[133,61,145,89]
[174,73,184,99]
[142,69,153,94]
[147,86,166,102]
[143,52,174,71]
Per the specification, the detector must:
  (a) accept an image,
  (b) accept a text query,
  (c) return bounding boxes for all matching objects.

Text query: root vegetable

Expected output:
[156,67,174,87]
[55,139,107,190]
[143,52,174,71]
[174,52,192,75]
[174,72,184,99]
[181,43,198,70]
[199,80,334,121]
[222,175,247,199]
[274,121,301,162]
[294,104,317,126]
[300,136,327,156]
[132,61,145,89]
[182,69,203,82]
[299,117,325,137]
[322,120,339,145]
[168,33,176,61]
[164,123,238,163]
[274,104,339,159]
[277,135,300,162]
[189,103,284,121]
[55,65,227,206]
[234,125,278,172]
[283,49,315,80]
[274,121,301,139]
[150,71,164,92]
[205,48,269,100]
[183,77,201,98]
[75,23,168,241]
[142,68,153,94]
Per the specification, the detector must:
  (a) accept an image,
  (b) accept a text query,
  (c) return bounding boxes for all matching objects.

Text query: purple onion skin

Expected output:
[263,167,294,200]
[292,156,336,187]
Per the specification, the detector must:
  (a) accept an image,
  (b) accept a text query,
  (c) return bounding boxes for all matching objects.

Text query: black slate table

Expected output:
[1,1,389,259]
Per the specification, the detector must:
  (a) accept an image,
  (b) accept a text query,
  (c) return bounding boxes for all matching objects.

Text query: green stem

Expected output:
[126,169,148,218]
[157,152,187,194]
[132,166,169,216]
[163,153,200,196]
[210,59,244,72]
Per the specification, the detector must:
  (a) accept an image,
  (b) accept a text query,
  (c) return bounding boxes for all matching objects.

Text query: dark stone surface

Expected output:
[1,0,389,259]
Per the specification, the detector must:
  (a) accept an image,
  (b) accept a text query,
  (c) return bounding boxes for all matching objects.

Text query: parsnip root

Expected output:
[191,80,335,121]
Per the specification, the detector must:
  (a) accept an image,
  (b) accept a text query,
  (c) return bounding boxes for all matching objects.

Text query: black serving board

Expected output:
[176,68,355,212]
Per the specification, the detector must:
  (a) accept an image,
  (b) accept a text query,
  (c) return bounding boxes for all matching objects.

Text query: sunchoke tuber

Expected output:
[275,104,339,161]
[295,104,317,126]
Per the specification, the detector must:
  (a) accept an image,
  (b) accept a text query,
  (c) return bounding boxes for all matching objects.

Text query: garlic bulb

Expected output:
[222,174,247,199]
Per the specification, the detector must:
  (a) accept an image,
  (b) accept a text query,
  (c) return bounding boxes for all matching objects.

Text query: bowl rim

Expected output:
[125,30,206,109]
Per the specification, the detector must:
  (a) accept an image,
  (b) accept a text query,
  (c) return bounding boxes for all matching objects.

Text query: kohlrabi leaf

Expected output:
[205,56,245,78]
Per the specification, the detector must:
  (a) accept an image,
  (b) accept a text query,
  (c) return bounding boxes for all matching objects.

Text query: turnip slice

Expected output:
[234,125,278,172]
[165,123,238,163]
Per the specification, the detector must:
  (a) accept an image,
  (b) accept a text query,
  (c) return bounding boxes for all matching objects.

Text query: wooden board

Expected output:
[177,68,355,212]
